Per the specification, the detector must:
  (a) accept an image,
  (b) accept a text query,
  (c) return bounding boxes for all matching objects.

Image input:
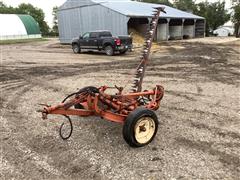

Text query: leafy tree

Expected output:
[51,6,59,36]
[0,1,16,13]
[231,0,240,37]
[232,0,240,4]
[133,0,173,7]
[173,0,197,13]
[195,1,230,36]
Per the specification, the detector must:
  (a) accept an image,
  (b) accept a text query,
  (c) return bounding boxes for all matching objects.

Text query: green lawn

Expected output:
[0,38,48,45]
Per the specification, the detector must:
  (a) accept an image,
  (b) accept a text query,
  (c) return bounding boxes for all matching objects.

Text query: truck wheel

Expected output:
[105,45,114,56]
[120,50,128,54]
[122,107,159,147]
[72,44,81,54]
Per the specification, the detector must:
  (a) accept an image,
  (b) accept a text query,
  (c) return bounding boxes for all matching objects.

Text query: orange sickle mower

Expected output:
[38,7,165,147]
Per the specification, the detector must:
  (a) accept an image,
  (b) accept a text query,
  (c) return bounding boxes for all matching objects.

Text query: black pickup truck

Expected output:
[71,31,132,56]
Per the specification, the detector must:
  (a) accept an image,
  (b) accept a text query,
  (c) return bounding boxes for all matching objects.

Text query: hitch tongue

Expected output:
[37,104,50,120]
[36,109,48,120]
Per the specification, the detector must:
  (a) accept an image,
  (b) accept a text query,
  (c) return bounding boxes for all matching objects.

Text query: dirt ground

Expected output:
[1,37,240,180]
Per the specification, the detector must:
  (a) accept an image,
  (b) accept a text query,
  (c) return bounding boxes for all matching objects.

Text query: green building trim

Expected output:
[17,15,41,35]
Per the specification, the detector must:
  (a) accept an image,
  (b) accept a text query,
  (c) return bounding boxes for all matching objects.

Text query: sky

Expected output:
[2,0,232,27]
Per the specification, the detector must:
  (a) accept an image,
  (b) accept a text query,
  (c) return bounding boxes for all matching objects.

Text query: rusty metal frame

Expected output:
[40,85,164,124]
[38,7,166,140]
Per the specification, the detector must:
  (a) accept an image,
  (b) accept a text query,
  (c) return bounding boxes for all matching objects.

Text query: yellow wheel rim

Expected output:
[134,117,155,144]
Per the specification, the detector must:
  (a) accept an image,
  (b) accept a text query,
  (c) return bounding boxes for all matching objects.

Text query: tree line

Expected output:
[136,0,240,37]
[0,1,58,36]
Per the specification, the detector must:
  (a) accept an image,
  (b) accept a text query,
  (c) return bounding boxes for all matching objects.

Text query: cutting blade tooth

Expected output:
[136,68,143,73]
[143,49,148,53]
[146,31,152,35]
[154,7,163,10]
[134,81,139,84]
[135,73,141,78]
[146,35,152,39]
[133,82,139,86]
[138,67,143,72]
[146,40,151,44]
[144,42,149,46]
[151,25,156,29]
[151,20,157,24]
[135,74,141,78]
[149,30,153,34]
[152,15,158,18]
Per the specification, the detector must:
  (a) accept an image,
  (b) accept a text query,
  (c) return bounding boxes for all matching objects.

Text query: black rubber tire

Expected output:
[72,44,81,54]
[105,45,114,56]
[119,50,128,54]
[122,107,159,147]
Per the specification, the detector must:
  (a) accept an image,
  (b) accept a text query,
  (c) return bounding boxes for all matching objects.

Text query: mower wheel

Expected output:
[122,107,158,147]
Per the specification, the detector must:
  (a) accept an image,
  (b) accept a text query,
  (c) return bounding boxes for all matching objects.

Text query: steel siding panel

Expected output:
[58,4,128,44]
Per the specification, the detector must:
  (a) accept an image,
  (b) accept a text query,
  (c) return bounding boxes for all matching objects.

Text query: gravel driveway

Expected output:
[1,37,240,179]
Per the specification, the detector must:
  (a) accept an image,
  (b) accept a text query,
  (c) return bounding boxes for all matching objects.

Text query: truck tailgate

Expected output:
[118,36,132,45]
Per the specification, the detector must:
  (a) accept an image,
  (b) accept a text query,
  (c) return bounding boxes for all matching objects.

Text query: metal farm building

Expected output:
[58,0,205,44]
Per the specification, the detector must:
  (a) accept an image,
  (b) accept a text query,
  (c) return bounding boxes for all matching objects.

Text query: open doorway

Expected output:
[169,19,183,40]
[183,19,195,39]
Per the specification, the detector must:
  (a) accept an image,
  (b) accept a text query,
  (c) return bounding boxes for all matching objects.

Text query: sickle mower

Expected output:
[38,7,165,147]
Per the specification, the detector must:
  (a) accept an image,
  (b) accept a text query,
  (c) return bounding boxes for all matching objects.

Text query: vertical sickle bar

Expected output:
[132,7,165,92]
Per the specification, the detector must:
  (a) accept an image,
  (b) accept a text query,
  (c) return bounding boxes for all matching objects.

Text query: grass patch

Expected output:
[0,38,48,45]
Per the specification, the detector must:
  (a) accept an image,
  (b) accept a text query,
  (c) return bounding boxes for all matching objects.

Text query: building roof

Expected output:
[18,15,41,35]
[60,0,204,20]
[0,14,41,37]
[214,27,234,33]
[94,0,204,19]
